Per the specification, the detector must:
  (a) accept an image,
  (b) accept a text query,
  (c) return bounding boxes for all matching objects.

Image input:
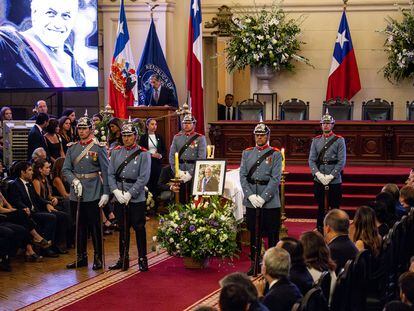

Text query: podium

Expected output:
[127,106,179,159]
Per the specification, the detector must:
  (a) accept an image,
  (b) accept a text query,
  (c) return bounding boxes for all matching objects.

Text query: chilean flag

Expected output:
[109,0,137,119]
[187,0,204,134]
[326,11,361,101]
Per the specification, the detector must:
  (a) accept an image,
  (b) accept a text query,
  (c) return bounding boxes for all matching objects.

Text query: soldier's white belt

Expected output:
[74,172,99,179]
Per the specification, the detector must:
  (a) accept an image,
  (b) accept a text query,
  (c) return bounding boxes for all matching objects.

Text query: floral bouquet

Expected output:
[226,1,310,72]
[156,196,239,262]
[382,2,414,83]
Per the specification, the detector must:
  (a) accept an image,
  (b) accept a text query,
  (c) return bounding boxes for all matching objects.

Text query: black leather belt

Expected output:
[116,177,137,184]
[247,178,269,185]
[317,160,338,165]
[179,159,196,164]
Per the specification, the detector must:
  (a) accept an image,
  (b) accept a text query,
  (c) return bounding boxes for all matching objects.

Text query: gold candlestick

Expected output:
[279,171,289,238]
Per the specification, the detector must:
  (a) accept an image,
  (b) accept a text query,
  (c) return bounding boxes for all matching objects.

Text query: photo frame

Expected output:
[192,159,227,196]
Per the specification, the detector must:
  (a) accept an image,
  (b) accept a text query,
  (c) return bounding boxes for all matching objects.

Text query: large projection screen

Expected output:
[0,0,98,89]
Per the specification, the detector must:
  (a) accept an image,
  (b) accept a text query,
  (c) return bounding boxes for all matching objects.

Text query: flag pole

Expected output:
[147,0,159,19]
[343,0,348,10]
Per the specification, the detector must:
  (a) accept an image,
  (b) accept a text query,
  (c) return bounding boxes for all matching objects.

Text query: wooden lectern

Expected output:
[127,106,179,158]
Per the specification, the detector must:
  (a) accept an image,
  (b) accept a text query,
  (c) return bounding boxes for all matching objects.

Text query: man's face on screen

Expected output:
[30,0,79,48]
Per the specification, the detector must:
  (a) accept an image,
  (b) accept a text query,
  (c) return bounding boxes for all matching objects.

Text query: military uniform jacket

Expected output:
[108,144,151,203]
[62,138,110,202]
[239,145,282,209]
[168,131,207,176]
[308,132,346,184]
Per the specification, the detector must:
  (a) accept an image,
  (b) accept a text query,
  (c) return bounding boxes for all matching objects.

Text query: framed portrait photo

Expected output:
[192,160,227,196]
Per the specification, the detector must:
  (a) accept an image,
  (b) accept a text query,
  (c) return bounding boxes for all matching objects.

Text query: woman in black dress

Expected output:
[44,118,65,164]
[58,116,73,154]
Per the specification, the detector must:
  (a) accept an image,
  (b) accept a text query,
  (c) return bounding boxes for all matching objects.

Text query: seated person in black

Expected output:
[256,247,302,311]
[32,159,70,254]
[323,209,358,274]
[8,161,58,258]
[276,237,313,295]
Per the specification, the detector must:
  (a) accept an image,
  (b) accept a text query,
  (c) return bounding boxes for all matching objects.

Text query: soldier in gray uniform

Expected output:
[308,111,346,232]
[107,121,151,272]
[62,114,110,270]
[168,115,207,203]
[239,123,282,275]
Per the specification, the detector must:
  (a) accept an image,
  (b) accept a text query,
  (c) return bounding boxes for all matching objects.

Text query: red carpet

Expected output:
[61,254,251,311]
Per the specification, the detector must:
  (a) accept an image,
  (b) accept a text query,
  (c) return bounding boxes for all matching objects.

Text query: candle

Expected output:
[281,148,286,172]
[207,145,211,158]
[174,152,179,178]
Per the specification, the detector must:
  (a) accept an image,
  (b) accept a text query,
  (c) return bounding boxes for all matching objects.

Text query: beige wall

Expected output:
[100,0,414,123]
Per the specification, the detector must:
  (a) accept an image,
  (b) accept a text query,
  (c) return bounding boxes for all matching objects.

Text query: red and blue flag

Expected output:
[187,0,204,133]
[326,11,361,101]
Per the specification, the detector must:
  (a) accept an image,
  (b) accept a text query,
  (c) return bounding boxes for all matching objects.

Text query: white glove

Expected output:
[256,195,265,208]
[72,179,83,198]
[180,171,192,183]
[98,194,109,208]
[248,194,261,208]
[325,174,334,184]
[123,192,132,204]
[178,170,186,179]
[315,172,325,183]
[113,189,126,204]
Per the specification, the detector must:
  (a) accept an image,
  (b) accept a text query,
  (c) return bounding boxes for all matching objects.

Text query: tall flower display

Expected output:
[226,2,310,72]
[382,3,414,83]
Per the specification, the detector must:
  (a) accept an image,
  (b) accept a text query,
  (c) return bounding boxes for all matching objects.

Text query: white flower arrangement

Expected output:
[226,1,310,72]
[382,2,414,83]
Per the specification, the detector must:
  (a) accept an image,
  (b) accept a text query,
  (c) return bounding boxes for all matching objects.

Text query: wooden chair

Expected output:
[323,97,354,120]
[315,270,331,303]
[237,98,264,121]
[330,260,353,311]
[362,98,393,121]
[406,101,414,120]
[278,98,309,120]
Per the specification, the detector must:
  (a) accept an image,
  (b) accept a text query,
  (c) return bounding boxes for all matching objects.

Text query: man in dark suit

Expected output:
[218,93,237,120]
[324,209,358,274]
[256,247,302,311]
[27,113,49,160]
[29,100,56,120]
[139,118,166,202]
[8,161,58,257]
[199,166,219,192]
[144,74,176,107]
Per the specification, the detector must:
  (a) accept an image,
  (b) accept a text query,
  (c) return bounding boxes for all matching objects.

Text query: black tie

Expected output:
[227,107,231,120]
[25,182,35,210]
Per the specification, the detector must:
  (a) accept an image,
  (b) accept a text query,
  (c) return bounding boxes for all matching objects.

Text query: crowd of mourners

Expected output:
[1,103,414,310]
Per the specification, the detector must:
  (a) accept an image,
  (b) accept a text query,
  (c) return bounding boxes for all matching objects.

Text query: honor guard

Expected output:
[308,110,346,232]
[168,115,207,202]
[107,121,151,271]
[62,113,110,270]
[239,123,282,276]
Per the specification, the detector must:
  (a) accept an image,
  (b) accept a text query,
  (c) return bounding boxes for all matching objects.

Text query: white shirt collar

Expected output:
[269,279,279,289]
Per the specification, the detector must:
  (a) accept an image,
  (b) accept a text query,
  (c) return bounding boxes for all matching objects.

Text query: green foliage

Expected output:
[226,1,310,72]
[156,196,239,261]
[382,5,414,83]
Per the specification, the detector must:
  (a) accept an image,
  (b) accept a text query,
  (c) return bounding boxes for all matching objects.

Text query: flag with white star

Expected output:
[109,0,137,119]
[326,11,361,101]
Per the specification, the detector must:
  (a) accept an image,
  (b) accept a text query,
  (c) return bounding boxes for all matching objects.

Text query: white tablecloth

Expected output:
[223,168,245,222]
